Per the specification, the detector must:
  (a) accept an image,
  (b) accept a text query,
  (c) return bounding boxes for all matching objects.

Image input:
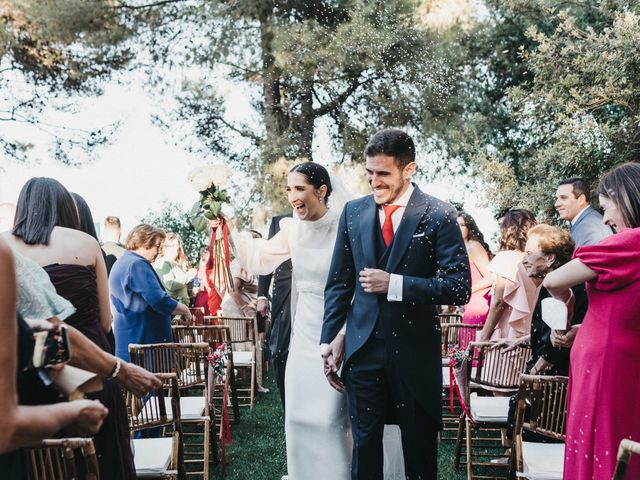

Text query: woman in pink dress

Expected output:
[479,209,538,341]
[457,212,492,347]
[544,162,640,479]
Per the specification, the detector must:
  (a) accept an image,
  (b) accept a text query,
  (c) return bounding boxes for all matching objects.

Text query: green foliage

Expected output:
[0,0,133,163]
[141,201,208,266]
[137,0,452,212]
[430,0,640,220]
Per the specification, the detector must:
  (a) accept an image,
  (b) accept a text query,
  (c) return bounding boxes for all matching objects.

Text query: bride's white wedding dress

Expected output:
[235,208,404,480]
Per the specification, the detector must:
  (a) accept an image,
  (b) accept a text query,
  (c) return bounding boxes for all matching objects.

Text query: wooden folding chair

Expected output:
[439,312,463,327]
[129,344,213,479]
[612,439,640,480]
[204,315,257,408]
[24,438,99,480]
[510,374,568,480]
[440,323,483,442]
[126,372,185,480]
[172,324,241,424]
[454,341,531,479]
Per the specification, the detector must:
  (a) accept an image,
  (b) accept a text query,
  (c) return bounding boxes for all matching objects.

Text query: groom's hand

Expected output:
[321,339,346,393]
[359,268,390,294]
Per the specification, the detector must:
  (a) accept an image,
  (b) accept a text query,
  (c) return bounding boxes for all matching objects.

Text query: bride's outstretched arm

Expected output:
[231,219,292,276]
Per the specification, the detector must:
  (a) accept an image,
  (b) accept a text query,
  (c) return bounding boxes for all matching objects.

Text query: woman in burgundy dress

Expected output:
[544,162,640,479]
[9,178,136,480]
[456,212,492,347]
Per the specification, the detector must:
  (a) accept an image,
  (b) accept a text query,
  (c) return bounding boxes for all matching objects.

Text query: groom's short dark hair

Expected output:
[364,129,416,168]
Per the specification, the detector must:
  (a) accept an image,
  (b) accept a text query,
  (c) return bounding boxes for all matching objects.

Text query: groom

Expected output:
[321,129,471,479]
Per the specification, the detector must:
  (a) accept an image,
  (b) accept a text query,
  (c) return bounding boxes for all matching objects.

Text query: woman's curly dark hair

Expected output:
[499,208,537,252]
[457,211,493,259]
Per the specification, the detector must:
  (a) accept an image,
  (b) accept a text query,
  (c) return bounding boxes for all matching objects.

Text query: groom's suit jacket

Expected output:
[321,186,471,424]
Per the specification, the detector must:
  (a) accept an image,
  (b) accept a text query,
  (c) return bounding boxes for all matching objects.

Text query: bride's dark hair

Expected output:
[289,162,333,203]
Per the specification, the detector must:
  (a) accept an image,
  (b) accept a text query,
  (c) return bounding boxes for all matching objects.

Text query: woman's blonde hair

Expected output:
[125,224,166,251]
[164,232,190,268]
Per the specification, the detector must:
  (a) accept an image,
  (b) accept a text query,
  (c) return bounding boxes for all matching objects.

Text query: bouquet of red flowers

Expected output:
[206,342,228,379]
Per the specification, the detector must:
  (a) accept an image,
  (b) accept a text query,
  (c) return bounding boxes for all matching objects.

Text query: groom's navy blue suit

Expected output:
[321,186,471,479]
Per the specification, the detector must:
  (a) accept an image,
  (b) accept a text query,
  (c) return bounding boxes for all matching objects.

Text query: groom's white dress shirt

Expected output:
[381,183,414,302]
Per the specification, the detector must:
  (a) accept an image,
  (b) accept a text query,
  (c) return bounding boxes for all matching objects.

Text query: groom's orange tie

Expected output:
[382,204,401,247]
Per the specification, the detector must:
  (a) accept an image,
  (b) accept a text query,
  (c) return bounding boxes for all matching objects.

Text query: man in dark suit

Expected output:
[321,129,471,479]
[555,177,611,248]
[257,214,293,410]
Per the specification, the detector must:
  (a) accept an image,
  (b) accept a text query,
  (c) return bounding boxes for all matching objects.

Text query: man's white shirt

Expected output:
[320,185,413,353]
[380,184,414,302]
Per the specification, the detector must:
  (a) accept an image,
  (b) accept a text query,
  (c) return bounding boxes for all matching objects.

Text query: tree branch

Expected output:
[312,75,366,118]
[215,115,262,145]
[115,0,188,10]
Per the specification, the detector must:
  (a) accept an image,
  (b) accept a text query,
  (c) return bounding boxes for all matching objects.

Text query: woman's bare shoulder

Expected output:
[51,227,98,247]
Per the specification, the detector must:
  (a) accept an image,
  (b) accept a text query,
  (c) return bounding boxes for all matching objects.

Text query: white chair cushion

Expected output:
[233,351,254,366]
[180,362,206,383]
[136,396,207,422]
[469,394,510,423]
[165,396,206,420]
[520,441,564,479]
[132,437,173,477]
[442,366,477,387]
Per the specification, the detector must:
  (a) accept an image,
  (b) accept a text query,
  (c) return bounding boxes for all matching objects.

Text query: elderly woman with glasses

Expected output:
[109,224,192,362]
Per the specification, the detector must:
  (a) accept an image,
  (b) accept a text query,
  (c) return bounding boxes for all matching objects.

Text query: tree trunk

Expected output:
[258,2,288,146]
[296,81,314,160]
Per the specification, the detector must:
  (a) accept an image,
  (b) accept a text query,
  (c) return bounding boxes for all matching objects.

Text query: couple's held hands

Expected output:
[359,268,390,294]
[551,325,580,349]
[257,298,270,317]
[322,334,346,393]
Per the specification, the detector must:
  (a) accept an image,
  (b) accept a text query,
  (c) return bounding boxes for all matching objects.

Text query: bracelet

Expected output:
[109,358,121,379]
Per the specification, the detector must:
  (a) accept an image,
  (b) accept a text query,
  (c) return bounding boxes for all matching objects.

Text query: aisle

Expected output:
[214,374,467,480]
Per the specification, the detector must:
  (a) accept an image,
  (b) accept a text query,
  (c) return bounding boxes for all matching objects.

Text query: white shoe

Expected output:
[281,476,289,480]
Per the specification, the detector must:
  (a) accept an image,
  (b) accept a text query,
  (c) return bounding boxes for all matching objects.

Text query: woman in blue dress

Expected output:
[109,224,192,362]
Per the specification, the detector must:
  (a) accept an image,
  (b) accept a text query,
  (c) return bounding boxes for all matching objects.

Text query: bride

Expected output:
[233,162,403,479]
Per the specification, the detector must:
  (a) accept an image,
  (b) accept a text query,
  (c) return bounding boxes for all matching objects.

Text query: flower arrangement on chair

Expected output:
[448,345,471,417]
[206,342,228,381]
[188,165,234,293]
[206,341,233,465]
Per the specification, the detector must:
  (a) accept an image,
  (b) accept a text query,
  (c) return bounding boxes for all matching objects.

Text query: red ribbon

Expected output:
[206,220,232,291]
[449,365,472,419]
[220,383,233,466]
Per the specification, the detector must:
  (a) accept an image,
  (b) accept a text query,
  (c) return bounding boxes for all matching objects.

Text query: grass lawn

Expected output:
[212,373,468,480]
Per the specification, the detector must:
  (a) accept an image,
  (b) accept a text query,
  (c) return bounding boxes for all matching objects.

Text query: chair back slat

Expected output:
[439,313,462,327]
[467,342,531,392]
[129,342,209,388]
[519,374,569,440]
[173,324,232,346]
[202,316,255,342]
[441,323,483,357]
[25,438,99,480]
